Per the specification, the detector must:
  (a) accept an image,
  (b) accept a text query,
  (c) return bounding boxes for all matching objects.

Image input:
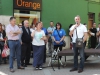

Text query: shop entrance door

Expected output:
[14,10,40,25]
[88,12,95,29]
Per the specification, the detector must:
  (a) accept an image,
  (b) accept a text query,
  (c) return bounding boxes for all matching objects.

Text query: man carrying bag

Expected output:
[69,15,87,73]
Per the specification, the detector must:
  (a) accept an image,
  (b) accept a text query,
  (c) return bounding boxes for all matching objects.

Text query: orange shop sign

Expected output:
[14,0,42,10]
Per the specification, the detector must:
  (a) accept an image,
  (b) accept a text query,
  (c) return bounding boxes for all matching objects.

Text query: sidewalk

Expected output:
[0,56,100,75]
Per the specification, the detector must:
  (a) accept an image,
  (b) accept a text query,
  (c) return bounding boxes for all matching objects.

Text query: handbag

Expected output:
[76,28,83,48]
[56,30,66,47]
[2,44,10,57]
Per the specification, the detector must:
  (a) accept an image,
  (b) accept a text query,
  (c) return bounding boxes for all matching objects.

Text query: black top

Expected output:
[89,28,97,38]
[21,26,32,44]
[0,30,6,39]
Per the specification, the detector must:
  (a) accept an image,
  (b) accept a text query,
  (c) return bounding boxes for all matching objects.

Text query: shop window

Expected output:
[14,9,40,25]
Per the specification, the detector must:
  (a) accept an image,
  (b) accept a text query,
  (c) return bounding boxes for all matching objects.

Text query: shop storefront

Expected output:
[13,0,42,25]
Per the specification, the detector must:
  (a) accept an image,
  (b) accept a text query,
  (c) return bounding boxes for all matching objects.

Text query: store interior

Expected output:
[14,10,40,25]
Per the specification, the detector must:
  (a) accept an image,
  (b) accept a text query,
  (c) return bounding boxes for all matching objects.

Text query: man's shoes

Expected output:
[10,68,15,72]
[22,64,27,67]
[39,66,43,70]
[18,66,25,69]
[26,63,32,65]
[24,64,27,67]
[78,69,83,73]
[35,67,39,70]
[70,68,78,72]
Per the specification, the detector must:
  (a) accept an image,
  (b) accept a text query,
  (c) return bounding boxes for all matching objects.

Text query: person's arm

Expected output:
[31,30,35,38]
[52,31,59,44]
[83,32,88,42]
[83,26,88,43]
[69,25,78,37]
[52,36,56,41]
[19,28,23,44]
[12,26,21,36]
[60,29,66,42]
[13,30,21,34]
[96,28,100,37]
[6,26,13,36]
[41,31,47,41]
[3,30,6,38]
[0,30,6,41]
[60,36,65,42]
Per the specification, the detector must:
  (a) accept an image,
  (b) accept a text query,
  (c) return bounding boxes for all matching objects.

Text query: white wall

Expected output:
[63,36,70,49]
[0,15,11,25]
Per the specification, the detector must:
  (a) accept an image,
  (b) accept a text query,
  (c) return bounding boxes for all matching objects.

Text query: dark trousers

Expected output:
[54,45,62,59]
[90,37,97,48]
[43,44,46,63]
[33,45,44,67]
[73,43,85,69]
[21,43,31,65]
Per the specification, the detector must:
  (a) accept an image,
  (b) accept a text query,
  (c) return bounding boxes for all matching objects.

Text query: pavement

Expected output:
[0,56,100,75]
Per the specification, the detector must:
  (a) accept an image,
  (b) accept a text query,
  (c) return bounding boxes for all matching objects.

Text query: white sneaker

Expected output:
[98,55,100,58]
[39,67,42,70]
[35,67,38,70]
[91,55,94,57]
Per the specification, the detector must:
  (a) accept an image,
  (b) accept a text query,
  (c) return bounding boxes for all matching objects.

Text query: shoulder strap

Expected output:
[76,28,78,38]
[56,30,61,38]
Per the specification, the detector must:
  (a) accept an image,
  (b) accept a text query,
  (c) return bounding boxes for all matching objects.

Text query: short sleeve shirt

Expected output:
[32,30,45,46]
[42,28,48,35]
[52,29,66,45]
[6,24,20,40]
[70,24,87,43]
[47,26,55,36]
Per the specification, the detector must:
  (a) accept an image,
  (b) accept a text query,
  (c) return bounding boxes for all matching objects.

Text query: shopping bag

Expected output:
[2,44,10,57]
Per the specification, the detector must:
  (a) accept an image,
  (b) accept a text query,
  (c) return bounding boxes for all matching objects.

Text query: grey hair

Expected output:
[74,15,81,19]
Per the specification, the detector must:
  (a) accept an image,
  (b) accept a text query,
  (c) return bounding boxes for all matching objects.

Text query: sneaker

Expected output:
[35,67,39,70]
[39,67,42,70]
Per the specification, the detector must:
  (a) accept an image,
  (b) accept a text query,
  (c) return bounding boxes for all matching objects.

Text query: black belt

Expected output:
[8,40,19,41]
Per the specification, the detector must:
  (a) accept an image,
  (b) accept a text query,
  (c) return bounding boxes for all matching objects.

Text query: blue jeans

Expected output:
[8,40,21,69]
[73,43,85,69]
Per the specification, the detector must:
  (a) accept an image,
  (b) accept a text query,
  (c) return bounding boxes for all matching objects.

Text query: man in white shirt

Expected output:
[69,15,87,73]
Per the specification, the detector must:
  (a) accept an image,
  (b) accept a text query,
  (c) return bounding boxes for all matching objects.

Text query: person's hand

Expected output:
[41,37,44,40]
[99,31,100,34]
[55,41,60,44]
[12,34,17,37]
[0,39,4,41]
[49,31,52,34]
[90,32,95,36]
[10,31,14,35]
[21,42,22,45]
[41,36,47,41]
[44,40,48,43]
[74,24,78,29]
